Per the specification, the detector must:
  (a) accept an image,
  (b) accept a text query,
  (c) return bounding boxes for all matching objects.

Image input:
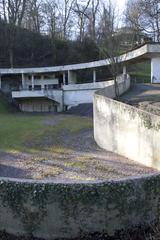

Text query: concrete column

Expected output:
[22,73,25,90]
[31,74,34,91]
[41,75,45,90]
[123,65,127,75]
[151,57,160,83]
[63,72,66,85]
[68,70,77,84]
[93,69,96,83]
[0,75,1,90]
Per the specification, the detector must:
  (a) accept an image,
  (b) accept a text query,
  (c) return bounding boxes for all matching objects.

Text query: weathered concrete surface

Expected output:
[0,174,160,239]
[19,98,58,112]
[63,81,113,107]
[12,81,114,111]
[94,83,160,169]
[12,90,63,112]
[151,57,160,83]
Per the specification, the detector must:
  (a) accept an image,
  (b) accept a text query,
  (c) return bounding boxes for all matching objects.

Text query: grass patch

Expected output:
[33,166,63,179]
[96,165,122,175]
[77,155,95,161]
[0,113,92,153]
[0,94,10,113]
[130,72,151,83]
[129,61,151,83]
[64,161,86,168]
[47,146,73,154]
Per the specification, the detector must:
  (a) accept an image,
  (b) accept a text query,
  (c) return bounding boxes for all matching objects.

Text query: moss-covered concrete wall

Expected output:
[0,175,160,239]
[94,88,160,169]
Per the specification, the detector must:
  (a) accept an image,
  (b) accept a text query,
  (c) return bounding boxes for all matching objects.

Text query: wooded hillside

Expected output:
[0,0,158,68]
[0,20,100,67]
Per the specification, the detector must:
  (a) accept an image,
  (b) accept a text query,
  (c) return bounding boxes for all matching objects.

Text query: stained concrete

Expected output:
[94,83,160,169]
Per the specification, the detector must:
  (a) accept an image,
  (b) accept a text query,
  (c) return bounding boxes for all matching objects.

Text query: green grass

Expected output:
[130,72,151,83]
[0,112,92,153]
[0,93,11,113]
[129,61,151,83]
[0,94,92,153]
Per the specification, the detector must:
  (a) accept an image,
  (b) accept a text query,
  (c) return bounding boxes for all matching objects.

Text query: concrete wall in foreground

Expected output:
[0,175,160,239]
[94,83,160,170]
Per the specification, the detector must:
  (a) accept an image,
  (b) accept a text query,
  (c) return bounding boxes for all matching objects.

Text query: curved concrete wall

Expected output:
[94,80,160,170]
[0,174,160,239]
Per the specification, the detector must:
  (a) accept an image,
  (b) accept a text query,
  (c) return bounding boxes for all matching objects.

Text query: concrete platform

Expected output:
[121,83,160,103]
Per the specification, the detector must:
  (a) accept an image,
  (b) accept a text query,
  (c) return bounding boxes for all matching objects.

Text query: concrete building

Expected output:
[0,43,160,112]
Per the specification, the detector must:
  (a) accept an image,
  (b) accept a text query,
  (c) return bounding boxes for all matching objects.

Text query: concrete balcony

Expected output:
[12,89,63,106]
[12,90,45,99]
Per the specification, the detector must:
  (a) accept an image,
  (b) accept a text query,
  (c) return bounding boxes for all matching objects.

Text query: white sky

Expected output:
[116,0,126,9]
[114,0,126,13]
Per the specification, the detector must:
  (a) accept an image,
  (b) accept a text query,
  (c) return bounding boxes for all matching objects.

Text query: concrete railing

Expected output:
[63,75,130,107]
[94,76,160,170]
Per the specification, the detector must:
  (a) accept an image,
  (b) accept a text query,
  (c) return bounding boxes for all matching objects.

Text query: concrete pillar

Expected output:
[31,74,34,91]
[41,75,45,90]
[68,70,77,84]
[151,57,160,83]
[0,75,1,90]
[123,65,127,75]
[93,69,96,83]
[22,73,25,90]
[63,72,66,85]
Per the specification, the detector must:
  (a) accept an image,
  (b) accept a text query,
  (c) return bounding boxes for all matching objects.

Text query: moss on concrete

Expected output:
[0,174,160,238]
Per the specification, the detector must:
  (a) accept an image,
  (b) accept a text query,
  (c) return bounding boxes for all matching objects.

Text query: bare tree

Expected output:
[0,0,26,26]
[73,0,91,42]
[23,0,43,33]
[57,0,75,39]
[0,0,26,67]
[42,0,58,38]
[126,0,160,42]
[86,0,100,41]
[97,0,125,98]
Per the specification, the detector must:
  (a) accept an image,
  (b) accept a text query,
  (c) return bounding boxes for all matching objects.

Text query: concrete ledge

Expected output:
[63,81,113,91]
[0,173,160,239]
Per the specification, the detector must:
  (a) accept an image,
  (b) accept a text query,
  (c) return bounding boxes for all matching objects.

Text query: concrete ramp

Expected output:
[66,103,93,117]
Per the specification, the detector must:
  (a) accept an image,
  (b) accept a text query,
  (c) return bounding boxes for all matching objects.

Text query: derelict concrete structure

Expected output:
[0,43,160,112]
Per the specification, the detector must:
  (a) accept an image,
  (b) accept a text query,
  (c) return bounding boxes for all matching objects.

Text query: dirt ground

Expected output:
[0,113,157,181]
